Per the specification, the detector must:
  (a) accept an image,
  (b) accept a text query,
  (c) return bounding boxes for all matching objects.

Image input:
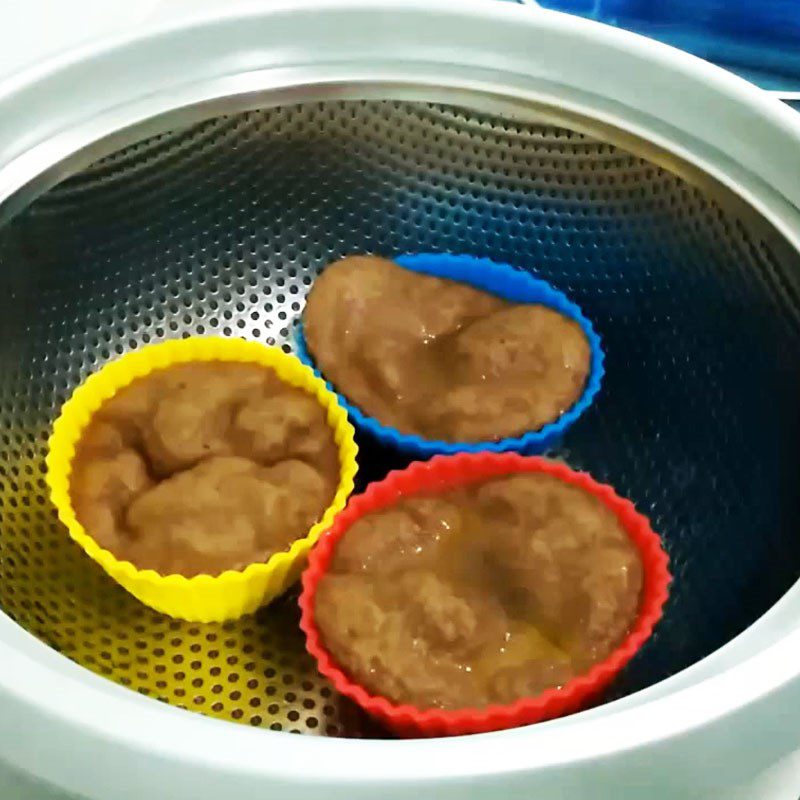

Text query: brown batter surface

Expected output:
[303,256,591,441]
[70,362,340,576]
[314,473,643,710]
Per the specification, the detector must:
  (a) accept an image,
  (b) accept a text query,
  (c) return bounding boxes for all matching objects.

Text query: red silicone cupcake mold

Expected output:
[299,453,671,738]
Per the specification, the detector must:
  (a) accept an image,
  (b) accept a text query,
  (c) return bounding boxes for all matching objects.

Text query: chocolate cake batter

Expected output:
[70,362,339,576]
[303,256,591,441]
[314,473,643,710]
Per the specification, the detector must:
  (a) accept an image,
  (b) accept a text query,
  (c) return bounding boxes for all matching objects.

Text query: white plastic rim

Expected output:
[0,1,799,798]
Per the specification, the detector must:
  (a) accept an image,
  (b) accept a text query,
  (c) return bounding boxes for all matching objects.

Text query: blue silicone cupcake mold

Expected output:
[295,253,604,458]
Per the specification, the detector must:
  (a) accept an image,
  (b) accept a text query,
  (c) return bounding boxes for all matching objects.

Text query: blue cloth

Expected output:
[527,0,800,89]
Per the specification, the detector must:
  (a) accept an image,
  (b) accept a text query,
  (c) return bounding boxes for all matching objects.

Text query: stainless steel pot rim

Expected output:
[0,0,798,792]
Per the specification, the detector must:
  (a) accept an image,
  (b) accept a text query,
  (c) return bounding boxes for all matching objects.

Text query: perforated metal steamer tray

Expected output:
[2,2,800,799]
[0,94,797,736]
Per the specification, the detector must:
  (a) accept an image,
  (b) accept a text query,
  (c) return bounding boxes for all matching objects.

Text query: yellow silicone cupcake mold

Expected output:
[45,337,358,622]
